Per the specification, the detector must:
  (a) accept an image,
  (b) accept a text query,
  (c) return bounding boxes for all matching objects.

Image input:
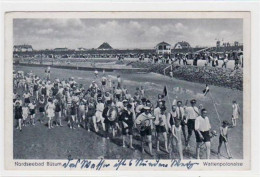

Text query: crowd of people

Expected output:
[145,51,243,70]
[13,67,240,159]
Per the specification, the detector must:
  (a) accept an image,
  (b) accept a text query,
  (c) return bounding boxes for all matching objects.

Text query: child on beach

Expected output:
[22,104,29,126]
[231,100,240,127]
[217,120,233,159]
[14,102,23,131]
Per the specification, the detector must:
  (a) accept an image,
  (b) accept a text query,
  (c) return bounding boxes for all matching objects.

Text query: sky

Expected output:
[13,18,243,50]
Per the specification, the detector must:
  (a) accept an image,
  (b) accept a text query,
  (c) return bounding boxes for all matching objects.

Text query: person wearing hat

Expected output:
[122,100,129,110]
[94,97,105,132]
[103,91,111,104]
[119,103,134,149]
[155,106,169,153]
[89,81,98,93]
[101,74,107,92]
[94,69,98,78]
[135,106,155,155]
[185,99,200,147]
[217,120,233,159]
[102,100,118,139]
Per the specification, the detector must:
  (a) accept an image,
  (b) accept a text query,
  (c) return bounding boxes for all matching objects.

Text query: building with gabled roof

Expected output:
[155,41,171,55]
[13,44,33,52]
[173,41,191,49]
[97,42,113,50]
[54,48,68,52]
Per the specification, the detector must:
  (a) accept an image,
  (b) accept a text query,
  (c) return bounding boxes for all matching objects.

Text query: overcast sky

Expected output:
[13,18,243,50]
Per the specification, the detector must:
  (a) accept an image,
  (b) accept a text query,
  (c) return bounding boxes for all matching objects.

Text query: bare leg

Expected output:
[51,117,54,128]
[129,135,133,149]
[182,125,187,142]
[48,118,51,129]
[196,142,201,159]
[148,135,153,155]
[178,142,183,159]
[101,119,106,131]
[59,112,63,126]
[112,128,115,138]
[232,118,235,127]
[186,133,192,147]
[122,135,126,147]
[205,142,211,159]
[225,142,232,158]
[163,132,169,152]
[32,115,35,125]
[93,116,98,132]
[217,141,222,158]
[18,119,22,131]
[141,137,145,153]
[157,140,160,152]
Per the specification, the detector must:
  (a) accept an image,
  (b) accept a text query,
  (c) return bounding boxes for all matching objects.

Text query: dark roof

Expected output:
[14,45,33,49]
[174,41,191,48]
[156,41,171,46]
[54,48,68,50]
[98,42,113,50]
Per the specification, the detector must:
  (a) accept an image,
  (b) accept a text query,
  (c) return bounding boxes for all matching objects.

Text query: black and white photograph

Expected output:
[4,11,252,172]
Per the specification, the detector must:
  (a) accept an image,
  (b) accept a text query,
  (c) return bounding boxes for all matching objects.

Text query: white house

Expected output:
[173,41,191,49]
[155,41,171,55]
[76,47,87,51]
[13,45,33,52]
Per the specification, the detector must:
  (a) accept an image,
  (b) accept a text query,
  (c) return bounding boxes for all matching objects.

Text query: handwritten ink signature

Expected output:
[171,159,199,170]
[63,156,199,170]
[63,156,110,170]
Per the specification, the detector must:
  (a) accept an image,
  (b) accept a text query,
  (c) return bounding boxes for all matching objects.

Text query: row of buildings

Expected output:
[13,42,114,52]
[13,40,242,55]
[13,41,191,54]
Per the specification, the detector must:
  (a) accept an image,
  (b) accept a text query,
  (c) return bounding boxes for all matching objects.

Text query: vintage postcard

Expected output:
[4,11,251,171]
